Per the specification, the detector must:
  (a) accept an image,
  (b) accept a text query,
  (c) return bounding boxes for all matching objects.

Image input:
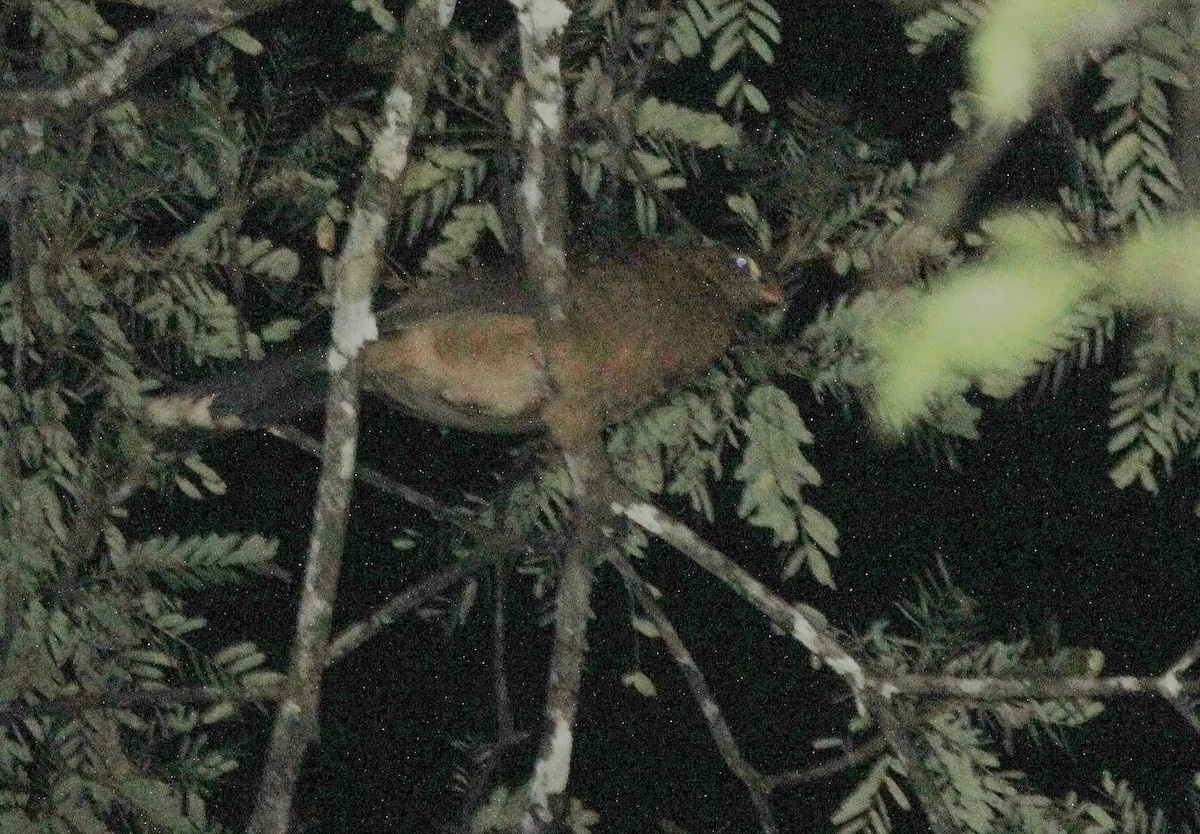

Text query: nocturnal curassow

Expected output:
[146,243,783,449]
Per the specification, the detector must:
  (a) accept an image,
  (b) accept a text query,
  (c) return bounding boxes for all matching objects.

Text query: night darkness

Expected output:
[118,2,1200,833]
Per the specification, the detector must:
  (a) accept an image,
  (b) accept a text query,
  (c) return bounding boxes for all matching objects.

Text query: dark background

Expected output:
[127,2,1200,832]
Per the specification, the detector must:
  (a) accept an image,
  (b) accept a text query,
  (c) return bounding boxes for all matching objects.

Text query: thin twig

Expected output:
[327,556,488,665]
[455,562,529,834]
[610,490,866,693]
[610,555,778,834]
[270,424,536,561]
[764,735,889,791]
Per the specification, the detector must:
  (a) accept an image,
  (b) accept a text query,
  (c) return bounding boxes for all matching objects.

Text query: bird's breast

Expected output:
[362,313,551,423]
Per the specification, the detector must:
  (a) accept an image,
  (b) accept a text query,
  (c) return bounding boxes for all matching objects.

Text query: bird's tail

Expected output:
[145,348,330,431]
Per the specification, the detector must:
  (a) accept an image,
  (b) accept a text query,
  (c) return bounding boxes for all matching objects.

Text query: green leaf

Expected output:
[118,776,194,833]
[219,27,264,55]
[970,0,1126,124]
[174,474,203,500]
[635,97,734,148]
[1103,131,1142,178]
[709,22,744,71]
[621,670,658,697]
[742,80,769,113]
[671,12,702,57]
[744,26,775,63]
[735,385,830,566]
[261,318,302,343]
[800,504,839,559]
[631,616,660,638]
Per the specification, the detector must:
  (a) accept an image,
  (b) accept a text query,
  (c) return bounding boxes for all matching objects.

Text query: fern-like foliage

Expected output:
[567,0,779,235]
[705,0,782,115]
[400,147,492,245]
[1090,18,1190,231]
[829,691,1115,834]
[1098,772,1196,834]
[733,383,839,585]
[505,371,837,589]
[785,287,986,465]
[0,421,283,830]
[1066,16,1200,496]
[830,567,1112,834]
[607,375,740,521]
[859,211,1127,437]
[818,155,961,280]
[728,92,898,266]
[1107,317,1200,493]
[830,754,910,834]
[904,0,993,56]
[0,11,341,826]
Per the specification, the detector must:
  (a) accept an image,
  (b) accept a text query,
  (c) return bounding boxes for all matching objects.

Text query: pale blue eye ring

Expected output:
[731,253,761,281]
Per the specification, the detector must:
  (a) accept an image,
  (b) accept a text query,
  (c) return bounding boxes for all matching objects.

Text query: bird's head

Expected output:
[681,243,786,309]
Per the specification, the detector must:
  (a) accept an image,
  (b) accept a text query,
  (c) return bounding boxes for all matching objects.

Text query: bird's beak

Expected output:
[759,282,785,305]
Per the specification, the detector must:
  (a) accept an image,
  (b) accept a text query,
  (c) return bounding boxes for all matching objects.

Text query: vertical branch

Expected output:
[504,3,594,830]
[245,3,457,833]
[509,0,573,322]
[525,513,596,829]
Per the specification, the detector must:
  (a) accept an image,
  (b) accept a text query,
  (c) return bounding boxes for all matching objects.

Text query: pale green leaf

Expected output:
[621,670,658,698]
[631,616,660,639]
[219,27,264,55]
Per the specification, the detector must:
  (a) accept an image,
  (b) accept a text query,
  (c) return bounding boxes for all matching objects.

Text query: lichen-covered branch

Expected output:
[611,494,866,693]
[509,0,573,322]
[870,671,1200,702]
[503,3,600,831]
[526,525,595,829]
[610,493,956,828]
[0,0,288,124]
[245,3,456,833]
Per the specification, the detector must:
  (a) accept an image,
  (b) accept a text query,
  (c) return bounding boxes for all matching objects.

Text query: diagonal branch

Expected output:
[0,0,290,124]
[610,491,951,833]
[245,3,457,833]
[765,735,890,791]
[610,492,866,693]
[610,555,778,834]
[326,556,488,665]
[270,424,540,561]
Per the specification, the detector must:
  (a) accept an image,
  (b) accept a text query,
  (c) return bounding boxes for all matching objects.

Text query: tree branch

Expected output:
[246,3,456,833]
[0,0,290,125]
[610,492,867,694]
[610,555,778,834]
[502,3,593,831]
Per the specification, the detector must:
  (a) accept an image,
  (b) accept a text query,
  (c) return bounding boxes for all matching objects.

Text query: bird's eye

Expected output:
[731,253,762,282]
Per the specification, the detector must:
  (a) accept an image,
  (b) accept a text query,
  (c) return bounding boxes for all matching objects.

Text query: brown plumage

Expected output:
[146,243,781,440]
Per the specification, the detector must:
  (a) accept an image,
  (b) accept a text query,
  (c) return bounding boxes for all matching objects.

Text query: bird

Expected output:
[145,241,783,447]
